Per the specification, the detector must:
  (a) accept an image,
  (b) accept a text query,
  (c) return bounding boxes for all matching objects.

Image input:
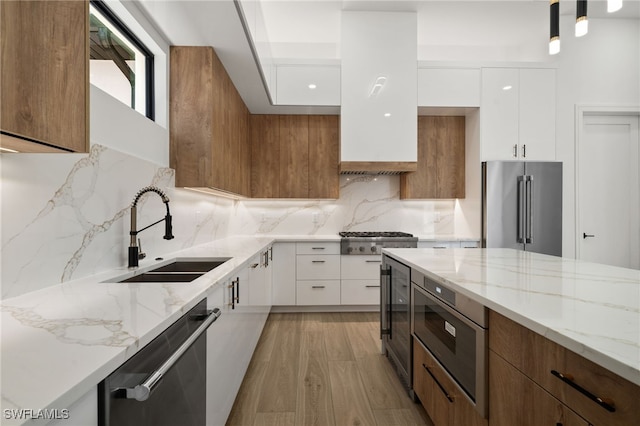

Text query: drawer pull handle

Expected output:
[366,260,382,263]
[312,247,326,250]
[311,285,325,289]
[312,260,326,263]
[423,364,453,403]
[366,285,381,288]
[550,370,616,412]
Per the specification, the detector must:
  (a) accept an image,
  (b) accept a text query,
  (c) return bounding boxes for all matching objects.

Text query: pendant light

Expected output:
[549,0,560,55]
[608,0,623,13]
[576,0,588,37]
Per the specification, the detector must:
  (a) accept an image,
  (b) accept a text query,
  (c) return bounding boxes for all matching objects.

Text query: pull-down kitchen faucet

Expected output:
[129,186,174,268]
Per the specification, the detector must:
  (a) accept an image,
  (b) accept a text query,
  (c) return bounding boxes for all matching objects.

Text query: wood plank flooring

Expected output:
[227,312,433,426]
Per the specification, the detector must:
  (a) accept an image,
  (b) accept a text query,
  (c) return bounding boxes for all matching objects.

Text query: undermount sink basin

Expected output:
[108,257,231,283]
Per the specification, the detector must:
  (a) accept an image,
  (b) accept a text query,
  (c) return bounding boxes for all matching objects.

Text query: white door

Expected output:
[578,114,640,269]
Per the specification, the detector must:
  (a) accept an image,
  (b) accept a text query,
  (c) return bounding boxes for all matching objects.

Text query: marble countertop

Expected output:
[0,236,278,425]
[383,248,640,386]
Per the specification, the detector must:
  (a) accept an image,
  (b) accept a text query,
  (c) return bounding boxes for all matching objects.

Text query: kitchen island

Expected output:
[383,247,639,426]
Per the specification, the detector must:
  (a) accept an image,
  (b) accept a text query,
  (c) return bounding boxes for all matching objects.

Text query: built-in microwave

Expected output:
[411,269,488,418]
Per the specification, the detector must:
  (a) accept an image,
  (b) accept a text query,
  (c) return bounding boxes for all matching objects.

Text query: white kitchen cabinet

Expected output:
[418,68,480,107]
[296,255,340,280]
[296,280,341,305]
[271,242,296,306]
[295,241,340,255]
[418,240,480,249]
[480,68,556,161]
[340,255,381,305]
[44,386,97,426]
[246,247,273,308]
[205,276,267,425]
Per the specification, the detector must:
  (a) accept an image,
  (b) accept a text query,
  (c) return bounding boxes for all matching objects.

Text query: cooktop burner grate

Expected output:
[339,231,414,238]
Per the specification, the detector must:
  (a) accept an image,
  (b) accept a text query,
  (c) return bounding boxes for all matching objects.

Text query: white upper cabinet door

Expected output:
[481,68,520,161]
[418,68,480,107]
[519,68,556,161]
[276,65,341,106]
[481,67,556,161]
[340,11,417,163]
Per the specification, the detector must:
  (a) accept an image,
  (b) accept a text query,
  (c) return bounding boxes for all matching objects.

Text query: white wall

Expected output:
[555,17,640,258]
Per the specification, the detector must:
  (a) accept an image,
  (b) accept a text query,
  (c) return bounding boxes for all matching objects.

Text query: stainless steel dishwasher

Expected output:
[99,299,220,426]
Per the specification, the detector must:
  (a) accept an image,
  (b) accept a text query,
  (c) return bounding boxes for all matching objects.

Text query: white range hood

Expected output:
[340,11,418,174]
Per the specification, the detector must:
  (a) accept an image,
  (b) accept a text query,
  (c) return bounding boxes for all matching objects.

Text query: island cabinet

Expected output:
[413,337,487,426]
[1,0,88,153]
[400,116,465,199]
[489,310,640,426]
[250,114,339,199]
[170,46,250,196]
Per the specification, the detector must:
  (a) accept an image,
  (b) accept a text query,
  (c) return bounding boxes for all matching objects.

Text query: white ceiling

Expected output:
[137,0,640,113]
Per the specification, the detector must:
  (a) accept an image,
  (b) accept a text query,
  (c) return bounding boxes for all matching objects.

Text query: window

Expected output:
[89,1,154,120]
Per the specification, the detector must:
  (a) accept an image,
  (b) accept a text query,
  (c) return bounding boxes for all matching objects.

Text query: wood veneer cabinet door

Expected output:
[170,46,250,196]
[489,350,589,426]
[279,115,309,198]
[308,115,339,199]
[170,46,214,187]
[1,0,88,152]
[250,115,280,198]
[400,116,465,199]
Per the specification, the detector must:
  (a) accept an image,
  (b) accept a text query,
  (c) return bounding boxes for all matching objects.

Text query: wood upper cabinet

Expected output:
[400,116,465,199]
[170,46,250,196]
[250,114,339,199]
[1,0,88,152]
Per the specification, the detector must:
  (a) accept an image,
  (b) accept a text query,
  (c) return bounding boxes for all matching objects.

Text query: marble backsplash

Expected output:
[1,145,467,299]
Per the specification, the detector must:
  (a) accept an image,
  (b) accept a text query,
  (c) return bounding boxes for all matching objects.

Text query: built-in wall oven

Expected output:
[411,269,488,418]
[381,254,413,395]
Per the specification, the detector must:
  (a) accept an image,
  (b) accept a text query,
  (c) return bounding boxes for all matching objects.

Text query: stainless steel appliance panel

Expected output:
[482,161,562,256]
[381,254,412,393]
[99,299,218,426]
[523,162,563,256]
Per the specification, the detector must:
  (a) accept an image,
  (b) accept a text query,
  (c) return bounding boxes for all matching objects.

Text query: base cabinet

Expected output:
[489,350,588,426]
[489,310,640,426]
[43,387,97,426]
[413,337,487,426]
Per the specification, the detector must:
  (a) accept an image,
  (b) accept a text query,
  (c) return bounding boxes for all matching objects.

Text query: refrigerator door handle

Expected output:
[525,175,533,244]
[517,175,525,243]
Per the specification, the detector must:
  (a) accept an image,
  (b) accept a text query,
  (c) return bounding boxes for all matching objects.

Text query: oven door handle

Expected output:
[119,308,221,402]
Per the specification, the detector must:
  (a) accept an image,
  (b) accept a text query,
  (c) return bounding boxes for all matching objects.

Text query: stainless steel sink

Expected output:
[108,257,231,283]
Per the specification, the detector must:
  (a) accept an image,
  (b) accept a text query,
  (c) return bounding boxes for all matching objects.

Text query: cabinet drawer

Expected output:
[341,280,380,305]
[296,242,340,255]
[490,310,640,426]
[418,241,455,249]
[296,255,340,280]
[296,280,340,305]
[340,255,382,280]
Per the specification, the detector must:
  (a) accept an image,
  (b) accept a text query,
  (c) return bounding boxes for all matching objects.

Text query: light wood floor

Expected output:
[226,312,433,426]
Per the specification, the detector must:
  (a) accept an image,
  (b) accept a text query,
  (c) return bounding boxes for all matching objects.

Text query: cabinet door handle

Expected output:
[583,233,595,239]
[312,260,326,263]
[522,144,527,158]
[550,370,616,412]
[311,285,325,289]
[250,263,259,269]
[423,364,454,402]
[366,285,381,288]
[366,260,382,263]
[312,247,325,250]
[513,144,518,158]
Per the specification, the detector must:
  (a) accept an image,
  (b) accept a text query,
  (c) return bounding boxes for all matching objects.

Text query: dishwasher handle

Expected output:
[121,307,221,402]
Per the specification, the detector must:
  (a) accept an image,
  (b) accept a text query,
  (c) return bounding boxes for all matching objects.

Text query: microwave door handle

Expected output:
[525,175,533,244]
[517,175,525,243]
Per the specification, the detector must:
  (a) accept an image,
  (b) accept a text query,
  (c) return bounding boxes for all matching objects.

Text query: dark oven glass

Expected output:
[412,285,478,402]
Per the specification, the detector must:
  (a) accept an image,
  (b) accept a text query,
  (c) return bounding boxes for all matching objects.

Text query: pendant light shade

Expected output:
[549,0,560,55]
[576,0,588,37]
[607,0,623,13]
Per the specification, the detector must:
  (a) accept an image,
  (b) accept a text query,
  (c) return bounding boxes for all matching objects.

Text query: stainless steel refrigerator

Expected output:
[482,161,562,256]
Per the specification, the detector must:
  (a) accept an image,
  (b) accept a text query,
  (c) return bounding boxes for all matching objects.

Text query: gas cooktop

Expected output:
[339,231,418,254]
[339,231,415,238]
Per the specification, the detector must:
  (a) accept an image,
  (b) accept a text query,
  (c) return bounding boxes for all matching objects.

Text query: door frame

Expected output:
[574,104,640,260]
